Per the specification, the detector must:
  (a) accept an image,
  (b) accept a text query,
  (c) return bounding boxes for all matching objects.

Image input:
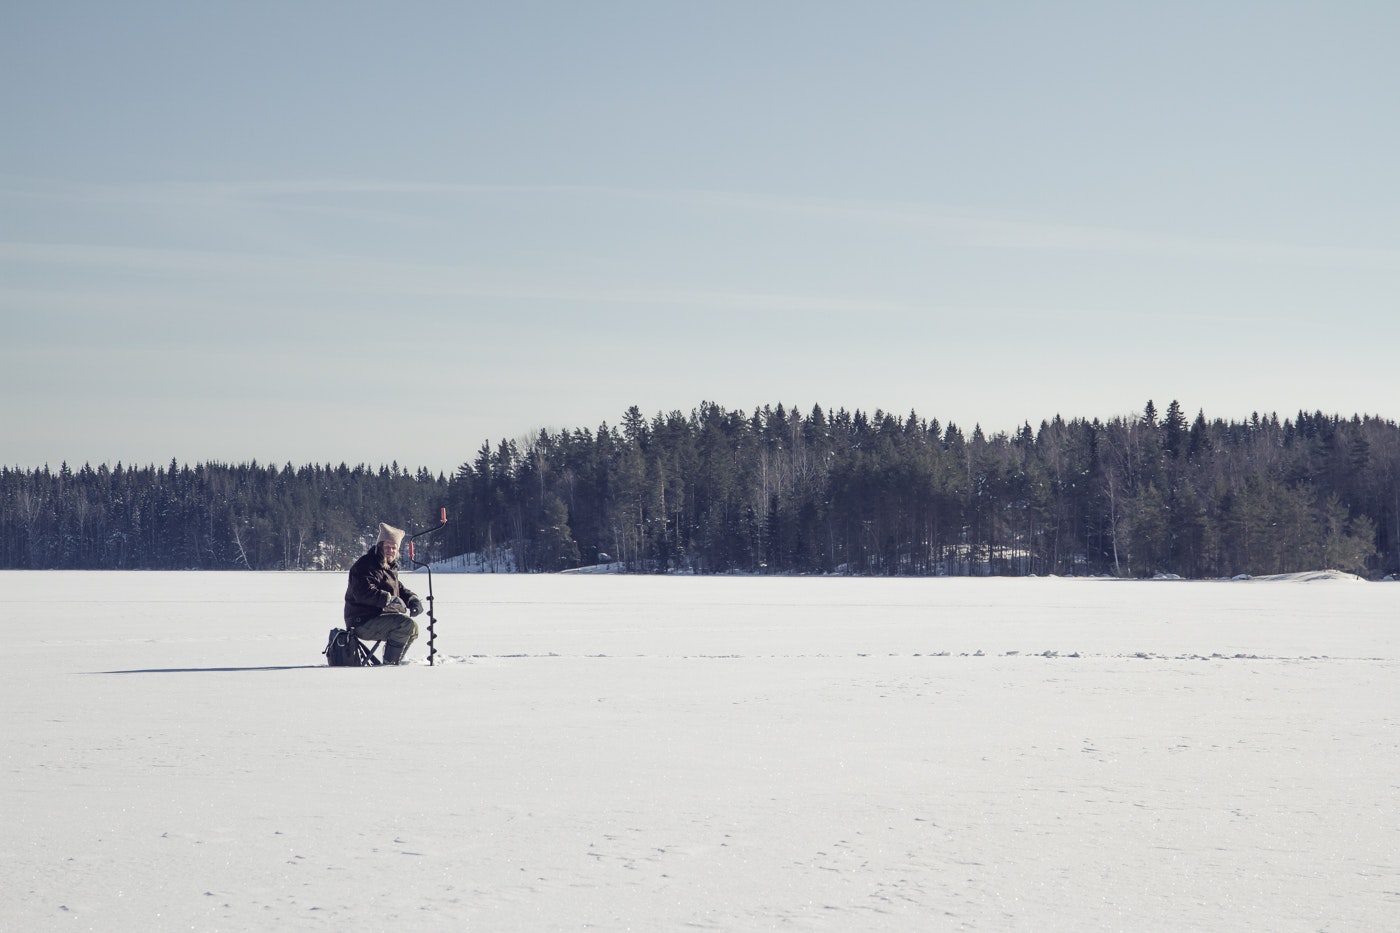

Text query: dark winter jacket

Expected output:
[344,547,419,626]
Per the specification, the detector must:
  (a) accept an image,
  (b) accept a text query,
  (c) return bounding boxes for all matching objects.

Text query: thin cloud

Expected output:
[6,178,1398,277]
[0,239,918,317]
[190,180,1400,270]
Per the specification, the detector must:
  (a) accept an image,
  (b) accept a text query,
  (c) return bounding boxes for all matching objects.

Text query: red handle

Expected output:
[440,507,448,524]
[409,541,415,560]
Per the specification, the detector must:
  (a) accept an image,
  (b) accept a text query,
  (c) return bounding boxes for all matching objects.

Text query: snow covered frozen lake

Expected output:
[4,571,1397,931]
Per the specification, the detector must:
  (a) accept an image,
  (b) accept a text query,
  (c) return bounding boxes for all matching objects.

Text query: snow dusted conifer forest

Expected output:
[4,570,1397,931]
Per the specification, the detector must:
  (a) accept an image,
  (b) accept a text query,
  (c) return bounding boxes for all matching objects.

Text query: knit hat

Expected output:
[376,523,406,548]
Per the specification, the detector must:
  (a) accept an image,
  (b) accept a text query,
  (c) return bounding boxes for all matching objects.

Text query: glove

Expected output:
[384,595,408,615]
[407,595,424,617]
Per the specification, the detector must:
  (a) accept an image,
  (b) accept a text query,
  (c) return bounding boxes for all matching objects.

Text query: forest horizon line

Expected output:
[10,400,1398,477]
[5,400,1398,579]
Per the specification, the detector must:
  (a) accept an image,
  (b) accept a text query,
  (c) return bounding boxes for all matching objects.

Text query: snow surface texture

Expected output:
[4,572,1397,932]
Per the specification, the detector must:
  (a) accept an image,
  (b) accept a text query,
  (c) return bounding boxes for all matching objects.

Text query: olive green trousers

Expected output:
[352,613,418,649]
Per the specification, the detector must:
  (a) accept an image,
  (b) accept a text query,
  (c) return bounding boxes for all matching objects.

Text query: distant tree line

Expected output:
[1,460,448,570]
[3,402,1397,577]
[446,401,1397,579]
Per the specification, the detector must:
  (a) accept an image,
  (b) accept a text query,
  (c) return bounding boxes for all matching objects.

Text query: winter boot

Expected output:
[382,641,405,665]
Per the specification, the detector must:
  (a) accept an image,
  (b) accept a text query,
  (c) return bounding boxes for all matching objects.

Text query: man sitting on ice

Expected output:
[343,523,423,665]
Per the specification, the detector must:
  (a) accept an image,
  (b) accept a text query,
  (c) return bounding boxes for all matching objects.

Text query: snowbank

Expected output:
[1239,569,1368,583]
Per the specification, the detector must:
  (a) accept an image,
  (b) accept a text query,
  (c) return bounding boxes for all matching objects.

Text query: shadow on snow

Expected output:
[92,665,327,674]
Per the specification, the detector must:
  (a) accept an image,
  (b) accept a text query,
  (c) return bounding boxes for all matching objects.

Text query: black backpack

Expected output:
[323,628,362,667]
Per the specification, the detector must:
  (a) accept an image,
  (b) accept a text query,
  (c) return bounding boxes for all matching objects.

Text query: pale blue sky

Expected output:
[3,2,1397,474]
